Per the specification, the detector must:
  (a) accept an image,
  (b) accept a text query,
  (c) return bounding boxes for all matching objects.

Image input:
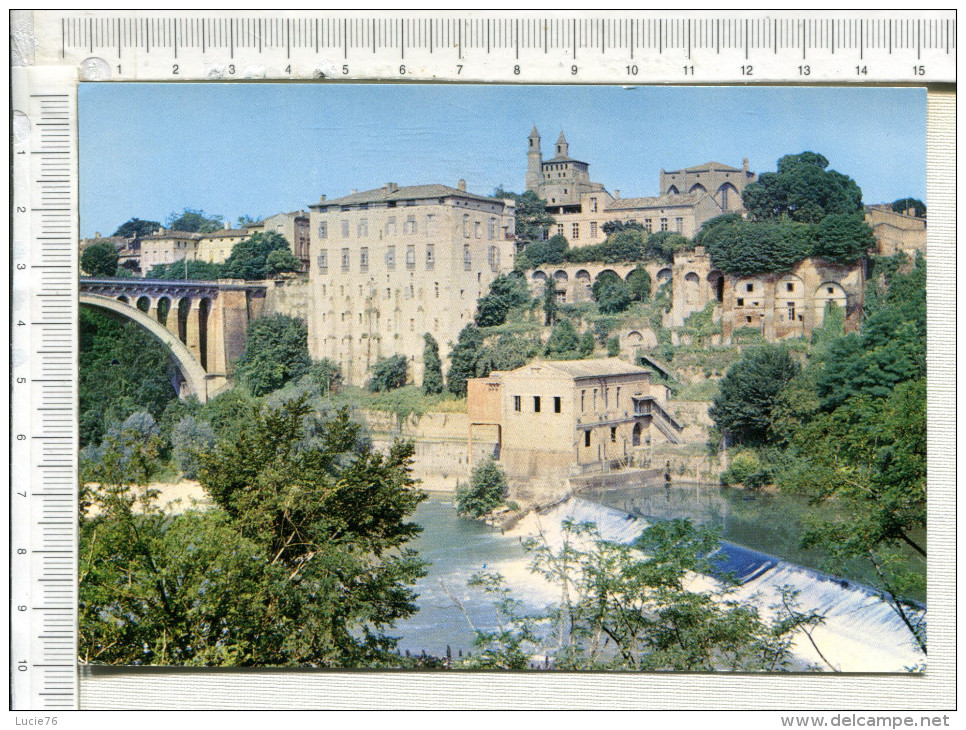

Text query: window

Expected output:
[488,218,496,240]
[644,218,653,233]
[318,221,328,239]
[590,222,598,239]
[406,245,416,269]
[554,396,561,413]
[404,215,417,235]
[359,247,369,271]
[358,219,368,238]
[616,387,620,407]
[737,298,744,307]
[426,214,436,236]
[610,427,617,443]
[463,214,470,238]
[584,430,591,447]
[386,246,396,269]
[488,245,498,271]
[434,282,439,298]
[787,302,796,321]
[386,217,397,237]
[463,244,471,270]
[426,244,435,270]
[590,197,598,213]
[786,282,795,292]
[660,218,668,232]
[747,283,754,292]
[341,248,350,272]
[514,396,521,412]
[341,220,350,238]
[572,223,580,240]
[475,220,482,239]
[746,315,753,323]
[675,217,683,232]
[317,250,328,273]
[581,390,585,411]
[533,396,541,413]
[557,223,564,237]
[827,286,835,294]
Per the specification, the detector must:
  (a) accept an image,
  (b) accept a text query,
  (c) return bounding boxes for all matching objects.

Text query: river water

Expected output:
[394,487,926,672]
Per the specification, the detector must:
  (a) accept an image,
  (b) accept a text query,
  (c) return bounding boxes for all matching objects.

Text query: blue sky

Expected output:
[79,84,926,238]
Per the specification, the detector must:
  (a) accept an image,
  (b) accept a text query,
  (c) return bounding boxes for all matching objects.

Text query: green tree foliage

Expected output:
[447,325,485,397]
[544,319,581,358]
[422,334,444,394]
[171,415,216,479]
[626,265,651,301]
[476,333,541,376]
[166,208,225,233]
[79,308,178,447]
[517,234,569,268]
[782,380,926,654]
[264,247,303,276]
[475,273,531,327]
[812,214,876,264]
[891,198,926,218]
[81,397,427,666]
[595,280,633,314]
[368,354,409,392]
[742,152,863,223]
[697,216,816,276]
[222,232,297,280]
[455,459,508,518]
[606,335,621,357]
[463,519,822,671]
[709,345,800,447]
[578,332,596,357]
[542,277,558,326]
[601,219,644,236]
[817,259,925,411]
[236,215,260,228]
[81,242,120,277]
[196,388,260,440]
[306,358,343,396]
[591,270,622,299]
[148,259,225,280]
[493,189,556,243]
[234,315,310,396]
[113,218,161,238]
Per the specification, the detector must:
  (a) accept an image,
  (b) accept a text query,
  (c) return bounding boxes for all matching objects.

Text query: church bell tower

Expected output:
[525,125,542,192]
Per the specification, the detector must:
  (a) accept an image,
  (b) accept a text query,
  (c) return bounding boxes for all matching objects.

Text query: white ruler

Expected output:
[7,9,955,712]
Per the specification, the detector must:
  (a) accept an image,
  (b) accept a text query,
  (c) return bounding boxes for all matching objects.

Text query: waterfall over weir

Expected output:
[505,497,926,672]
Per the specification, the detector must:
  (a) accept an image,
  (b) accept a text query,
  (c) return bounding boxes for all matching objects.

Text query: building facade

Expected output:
[865,205,926,257]
[659,160,757,210]
[468,358,682,480]
[248,211,311,270]
[308,181,517,386]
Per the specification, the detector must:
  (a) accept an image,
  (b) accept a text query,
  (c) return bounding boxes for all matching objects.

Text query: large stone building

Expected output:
[307,181,517,385]
[865,205,926,257]
[467,358,682,480]
[524,128,757,247]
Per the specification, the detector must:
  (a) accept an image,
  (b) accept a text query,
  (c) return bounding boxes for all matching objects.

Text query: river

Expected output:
[393,487,926,672]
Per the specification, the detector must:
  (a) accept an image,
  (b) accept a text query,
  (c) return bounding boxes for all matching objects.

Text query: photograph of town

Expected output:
[77,84,926,673]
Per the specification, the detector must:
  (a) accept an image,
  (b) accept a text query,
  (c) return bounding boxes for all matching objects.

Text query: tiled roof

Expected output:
[201,229,249,238]
[515,357,649,379]
[667,161,743,174]
[142,230,201,240]
[313,183,498,208]
[606,193,703,210]
[545,155,589,165]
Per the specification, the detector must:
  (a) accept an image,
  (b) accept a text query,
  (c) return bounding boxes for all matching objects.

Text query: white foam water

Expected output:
[503,496,926,672]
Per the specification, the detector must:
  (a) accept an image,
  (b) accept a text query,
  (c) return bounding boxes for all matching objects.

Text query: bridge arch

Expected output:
[80,293,214,403]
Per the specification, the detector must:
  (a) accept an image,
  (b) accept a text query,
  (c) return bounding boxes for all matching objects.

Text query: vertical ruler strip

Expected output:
[11,66,79,710]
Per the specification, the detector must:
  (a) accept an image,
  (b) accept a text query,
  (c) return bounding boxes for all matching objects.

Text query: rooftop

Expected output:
[510,357,650,380]
[607,193,704,210]
[665,161,744,174]
[312,183,499,208]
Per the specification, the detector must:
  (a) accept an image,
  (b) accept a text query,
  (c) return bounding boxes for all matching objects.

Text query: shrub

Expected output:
[235,315,310,396]
[171,416,216,479]
[368,354,409,392]
[422,334,444,395]
[545,319,581,357]
[720,449,761,487]
[456,459,508,518]
[607,335,621,357]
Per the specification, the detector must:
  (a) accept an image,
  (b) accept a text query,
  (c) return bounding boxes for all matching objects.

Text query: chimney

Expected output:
[614,190,620,199]
[319,194,326,202]
[225,220,231,230]
[457,179,466,192]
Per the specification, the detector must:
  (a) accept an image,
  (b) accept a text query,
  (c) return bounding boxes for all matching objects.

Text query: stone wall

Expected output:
[261,277,310,322]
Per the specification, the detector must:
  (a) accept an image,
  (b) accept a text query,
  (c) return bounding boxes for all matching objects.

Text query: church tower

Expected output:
[555,131,569,158]
[526,125,542,192]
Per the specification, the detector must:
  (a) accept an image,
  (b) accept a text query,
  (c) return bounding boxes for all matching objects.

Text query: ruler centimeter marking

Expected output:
[8,9,954,711]
[11,68,79,710]
[30,11,956,82]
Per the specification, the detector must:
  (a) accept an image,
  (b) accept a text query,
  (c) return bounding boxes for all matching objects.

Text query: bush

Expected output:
[235,315,310,396]
[719,449,761,487]
[627,266,651,301]
[596,281,633,314]
[475,273,531,327]
[456,459,508,518]
[578,332,595,356]
[606,335,621,357]
[368,354,409,392]
[545,319,581,357]
[171,416,216,479]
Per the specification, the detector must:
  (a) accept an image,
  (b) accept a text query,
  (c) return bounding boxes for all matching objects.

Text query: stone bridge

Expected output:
[80,277,267,402]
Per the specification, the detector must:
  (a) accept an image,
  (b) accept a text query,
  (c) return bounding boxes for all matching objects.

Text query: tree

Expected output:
[626,266,651,301]
[578,332,596,357]
[81,242,120,277]
[493,189,555,243]
[171,415,216,479]
[544,319,581,358]
[517,234,569,268]
[81,396,428,666]
[475,273,531,327]
[812,214,876,264]
[306,358,343,396]
[368,354,409,392]
[148,260,224,280]
[697,217,815,276]
[264,248,302,276]
[542,277,558,326]
[455,459,508,518]
[742,151,863,223]
[591,270,622,299]
[476,333,540,375]
[891,198,926,218]
[422,334,444,394]
[166,208,225,233]
[709,345,800,447]
[606,335,621,357]
[222,232,296,280]
[595,280,633,314]
[601,219,644,236]
[447,325,485,397]
[236,215,260,228]
[234,315,310,396]
[113,218,160,238]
